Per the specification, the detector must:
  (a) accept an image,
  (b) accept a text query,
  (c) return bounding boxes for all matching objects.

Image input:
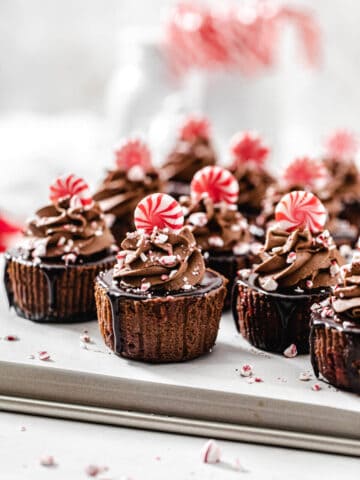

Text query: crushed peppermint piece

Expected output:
[250,242,263,255]
[3,334,19,341]
[156,233,169,243]
[140,252,148,262]
[306,280,314,289]
[40,455,56,467]
[261,277,278,291]
[161,274,169,281]
[169,269,178,279]
[312,383,322,391]
[299,371,311,381]
[200,440,221,464]
[183,284,193,290]
[239,364,253,377]
[188,212,208,227]
[141,282,151,292]
[208,236,224,248]
[247,376,263,384]
[238,268,251,280]
[80,332,91,343]
[159,255,177,267]
[283,344,297,358]
[321,307,334,318]
[294,286,304,293]
[286,252,297,264]
[233,242,250,256]
[38,351,51,361]
[330,261,340,277]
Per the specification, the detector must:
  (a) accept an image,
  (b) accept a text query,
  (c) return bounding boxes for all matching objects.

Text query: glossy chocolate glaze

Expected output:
[96,268,223,355]
[310,311,360,392]
[4,248,115,322]
[232,273,329,351]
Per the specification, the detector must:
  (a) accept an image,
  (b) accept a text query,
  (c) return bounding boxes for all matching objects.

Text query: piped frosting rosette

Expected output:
[113,193,205,292]
[255,191,344,292]
[180,166,256,254]
[93,138,162,222]
[332,258,360,320]
[23,174,115,263]
[163,115,216,183]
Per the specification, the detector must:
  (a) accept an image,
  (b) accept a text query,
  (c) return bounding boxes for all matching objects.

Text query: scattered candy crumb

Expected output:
[3,334,19,341]
[239,363,253,377]
[40,455,56,467]
[299,371,312,381]
[38,351,51,361]
[19,426,26,432]
[85,465,108,477]
[247,377,263,384]
[200,439,221,464]
[283,344,297,358]
[312,383,322,391]
[80,331,91,343]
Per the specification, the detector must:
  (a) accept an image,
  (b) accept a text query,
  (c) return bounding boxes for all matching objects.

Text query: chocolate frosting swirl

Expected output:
[163,138,216,183]
[93,168,162,221]
[229,163,274,212]
[23,197,115,262]
[113,226,205,291]
[254,228,344,291]
[333,261,360,319]
[181,196,251,253]
[321,157,360,206]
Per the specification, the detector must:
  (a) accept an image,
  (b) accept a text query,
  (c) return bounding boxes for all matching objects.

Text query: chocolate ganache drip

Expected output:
[23,196,115,263]
[333,260,360,319]
[113,226,205,292]
[254,227,344,291]
[181,196,251,254]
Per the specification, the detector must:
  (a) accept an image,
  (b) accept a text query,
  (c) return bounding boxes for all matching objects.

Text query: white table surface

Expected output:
[0,410,358,480]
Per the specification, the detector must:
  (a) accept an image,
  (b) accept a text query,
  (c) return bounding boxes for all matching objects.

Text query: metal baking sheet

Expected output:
[0,275,359,455]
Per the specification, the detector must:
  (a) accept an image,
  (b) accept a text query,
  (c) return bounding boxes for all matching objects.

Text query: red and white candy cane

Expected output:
[230,131,269,168]
[275,190,327,233]
[49,174,92,206]
[114,138,152,171]
[134,193,184,233]
[180,116,210,141]
[191,166,239,204]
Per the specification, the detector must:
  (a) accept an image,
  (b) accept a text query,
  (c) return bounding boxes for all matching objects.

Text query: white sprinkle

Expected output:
[299,371,311,381]
[127,165,146,182]
[188,212,208,227]
[156,233,168,244]
[286,252,297,264]
[141,282,151,292]
[261,277,278,292]
[140,252,148,262]
[208,236,224,248]
[233,242,250,256]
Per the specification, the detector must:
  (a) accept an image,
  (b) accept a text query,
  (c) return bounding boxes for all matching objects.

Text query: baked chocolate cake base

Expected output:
[95,269,227,363]
[233,275,328,354]
[4,249,116,323]
[206,251,254,310]
[310,313,360,393]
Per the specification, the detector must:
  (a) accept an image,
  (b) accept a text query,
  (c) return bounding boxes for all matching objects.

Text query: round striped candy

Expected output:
[283,157,328,190]
[230,131,269,167]
[134,193,184,233]
[114,138,152,171]
[49,174,92,206]
[275,191,327,233]
[190,166,239,204]
[180,116,210,141]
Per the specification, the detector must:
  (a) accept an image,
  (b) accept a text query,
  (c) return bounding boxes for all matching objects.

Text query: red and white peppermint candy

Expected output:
[179,116,210,141]
[325,129,358,160]
[275,191,327,233]
[134,193,184,233]
[230,131,269,167]
[283,157,328,190]
[49,174,92,206]
[191,166,239,204]
[114,138,152,171]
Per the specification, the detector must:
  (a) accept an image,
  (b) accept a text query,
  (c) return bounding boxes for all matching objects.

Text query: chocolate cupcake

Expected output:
[258,156,358,248]
[181,166,261,309]
[233,191,344,354]
[227,131,274,220]
[311,258,360,393]
[95,193,227,363]
[94,138,162,243]
[163,116,216,199]
[4,174,117,322]
[321,130,360,235]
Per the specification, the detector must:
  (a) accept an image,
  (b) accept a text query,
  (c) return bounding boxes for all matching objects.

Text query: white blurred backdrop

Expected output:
[0,0,359,219]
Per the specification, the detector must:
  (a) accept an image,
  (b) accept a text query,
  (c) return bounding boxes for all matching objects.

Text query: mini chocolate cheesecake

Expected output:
[93,138,163,244]
[163,116,216,200]
[227,131,274,220]
[310,260,360,393]
[95,194,227,363]
[233,191,345,354]
[4,175,117,322]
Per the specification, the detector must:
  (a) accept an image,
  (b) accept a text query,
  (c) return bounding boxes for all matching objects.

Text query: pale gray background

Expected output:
[0,0,358,218]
